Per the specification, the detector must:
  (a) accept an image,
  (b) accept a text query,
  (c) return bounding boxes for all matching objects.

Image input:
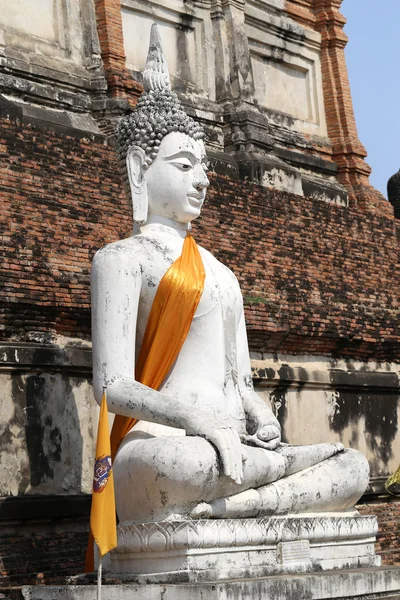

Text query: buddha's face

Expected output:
[144,132,209,224]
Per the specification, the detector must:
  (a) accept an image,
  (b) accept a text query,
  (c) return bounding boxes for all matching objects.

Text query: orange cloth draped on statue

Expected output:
[110,232,206,458]
[85,232,205,571]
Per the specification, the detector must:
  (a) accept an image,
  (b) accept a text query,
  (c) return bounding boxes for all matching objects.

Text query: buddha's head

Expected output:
[117,24,209,225]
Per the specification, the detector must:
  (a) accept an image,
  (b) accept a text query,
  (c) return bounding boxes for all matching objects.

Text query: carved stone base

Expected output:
[110,513,381,583]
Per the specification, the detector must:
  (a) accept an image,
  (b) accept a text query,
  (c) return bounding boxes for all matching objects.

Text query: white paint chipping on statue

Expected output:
[91,24,372,581]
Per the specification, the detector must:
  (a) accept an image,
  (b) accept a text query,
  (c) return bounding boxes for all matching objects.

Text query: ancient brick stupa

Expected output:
[388,168,400,218]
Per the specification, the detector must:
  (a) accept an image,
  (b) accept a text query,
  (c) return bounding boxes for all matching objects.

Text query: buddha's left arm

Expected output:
[236,295,281,449]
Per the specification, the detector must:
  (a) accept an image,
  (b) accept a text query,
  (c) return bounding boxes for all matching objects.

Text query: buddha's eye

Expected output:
[173,159,193,171]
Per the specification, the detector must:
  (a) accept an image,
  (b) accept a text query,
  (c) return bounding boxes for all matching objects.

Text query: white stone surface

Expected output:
[92,125,369,525]
[121,1,215,100]
[245,4,327,136]
[0,0,57,41]
[22,566,400,600]
[261,166,303,195]
[109,514,380,582]
[0,340,98,496]
[251,353,400,483]
[0,0,100,68]
[252,58,311,121]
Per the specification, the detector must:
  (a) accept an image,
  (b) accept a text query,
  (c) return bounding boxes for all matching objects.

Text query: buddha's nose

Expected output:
[194,167,210,190]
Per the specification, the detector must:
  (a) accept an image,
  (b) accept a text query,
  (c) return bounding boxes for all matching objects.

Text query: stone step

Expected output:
[22,566,400,600]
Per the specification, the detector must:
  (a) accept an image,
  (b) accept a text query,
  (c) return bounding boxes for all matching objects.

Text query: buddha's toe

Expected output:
[191,502,212,519]
[334,442,345,452]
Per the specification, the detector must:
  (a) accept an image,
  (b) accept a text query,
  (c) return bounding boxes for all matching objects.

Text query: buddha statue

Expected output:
[91,25,369,529]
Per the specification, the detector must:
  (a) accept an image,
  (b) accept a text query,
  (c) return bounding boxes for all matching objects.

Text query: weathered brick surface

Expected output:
[0,116,130,341]
[0,529,88,587]
[93,0,142,102]
[198,174,400,359]
[286,0,316,28]
[358,500,400,566]
[1,114,400,359]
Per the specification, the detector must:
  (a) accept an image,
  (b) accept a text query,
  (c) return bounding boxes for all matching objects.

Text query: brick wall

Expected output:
[0,114,131,342]
[198,174,400,360]
[0,529,88,587]
[286,0,315,28]
[358,499,400,566]
[0,498,91,589]
[93,0,142,102]
[1,114,399,359]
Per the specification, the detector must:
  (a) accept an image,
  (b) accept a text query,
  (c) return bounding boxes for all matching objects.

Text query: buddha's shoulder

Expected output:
[92,235,167,270]
[198,245,241,288]
[92,236,144,269]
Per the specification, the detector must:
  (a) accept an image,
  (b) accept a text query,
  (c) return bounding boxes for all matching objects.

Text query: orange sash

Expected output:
[86,233,205,571]
[110,232,206,459]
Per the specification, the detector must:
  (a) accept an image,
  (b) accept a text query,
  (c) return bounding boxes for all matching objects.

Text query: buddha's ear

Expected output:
[126,146,148,224]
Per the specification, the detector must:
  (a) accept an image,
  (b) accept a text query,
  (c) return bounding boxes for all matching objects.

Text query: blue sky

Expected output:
[342,0,400,198]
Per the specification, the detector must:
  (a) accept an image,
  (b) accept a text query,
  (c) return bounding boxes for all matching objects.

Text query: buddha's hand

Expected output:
[241,392,281,450]
[185,417,244,485]
[241,421,281,451]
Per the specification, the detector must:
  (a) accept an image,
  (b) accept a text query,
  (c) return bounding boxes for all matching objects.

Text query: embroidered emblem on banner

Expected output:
[93,455,112,493]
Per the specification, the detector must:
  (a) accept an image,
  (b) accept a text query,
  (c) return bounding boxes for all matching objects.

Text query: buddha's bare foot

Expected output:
[275,441,345,476]
[191,502,212,519]
[191,488,262,519]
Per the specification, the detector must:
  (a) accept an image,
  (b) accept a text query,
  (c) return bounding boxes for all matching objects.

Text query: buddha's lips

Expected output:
[187,194,204,206]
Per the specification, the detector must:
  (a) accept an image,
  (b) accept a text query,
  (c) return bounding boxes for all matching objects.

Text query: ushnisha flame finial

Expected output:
[116,21,205,189]
[143,23,171,92]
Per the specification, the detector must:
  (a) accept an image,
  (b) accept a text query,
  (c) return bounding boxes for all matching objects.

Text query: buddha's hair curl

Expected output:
[116,89,205,172]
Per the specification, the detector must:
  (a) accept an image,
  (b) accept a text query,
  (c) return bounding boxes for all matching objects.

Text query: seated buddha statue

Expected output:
[91,25,369,526]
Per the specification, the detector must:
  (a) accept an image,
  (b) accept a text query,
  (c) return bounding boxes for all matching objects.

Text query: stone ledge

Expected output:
[0,343,92,371]
[21,566,400,600]
[252,364,400,392]
[0,495,91,522]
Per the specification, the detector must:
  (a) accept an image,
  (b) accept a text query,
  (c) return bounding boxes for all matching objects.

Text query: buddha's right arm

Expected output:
[91,243,204,429]
[104,376,204,430]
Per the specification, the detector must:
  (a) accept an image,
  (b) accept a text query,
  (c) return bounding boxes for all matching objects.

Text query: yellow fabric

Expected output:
[89,392,117,558]
[86,232,205,571]
[385,464,400,495]
[110,232,205,459]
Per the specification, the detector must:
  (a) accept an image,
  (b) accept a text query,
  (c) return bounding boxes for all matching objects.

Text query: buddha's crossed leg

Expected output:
[113,433,369,523]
